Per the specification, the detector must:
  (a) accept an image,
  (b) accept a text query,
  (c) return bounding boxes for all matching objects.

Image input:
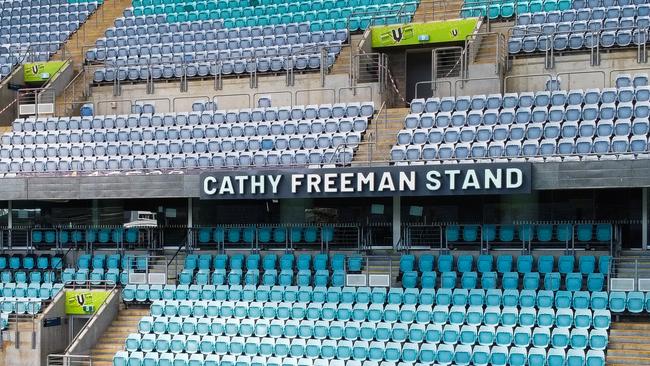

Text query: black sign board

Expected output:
[200,163,532,200]
[43,317,62,327]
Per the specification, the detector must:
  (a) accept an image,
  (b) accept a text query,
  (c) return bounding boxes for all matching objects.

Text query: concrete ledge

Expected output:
[0,160,647,200]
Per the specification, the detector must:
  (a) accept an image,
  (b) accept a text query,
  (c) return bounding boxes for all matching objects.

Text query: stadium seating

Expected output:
[393,77,650,163]
[461,0,571,19]
[125,0,418,32]
[0,0,100,81]
[0,102,373,174]
[508,5,650,54]
[88,23,349,82]
[87,0,419,82]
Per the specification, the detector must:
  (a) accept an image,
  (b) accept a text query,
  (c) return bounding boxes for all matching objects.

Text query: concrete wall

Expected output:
[39,291,69,365]
[0,160,649,200]
[0,66,24,125]
[45,61,74,100]
[66,289,119,356]
[507,49,649,92]
[89,73,381,115]
[0,290,68,366]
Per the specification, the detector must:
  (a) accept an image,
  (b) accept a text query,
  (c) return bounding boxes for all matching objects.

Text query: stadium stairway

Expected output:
[53,0,133,116]
[366,255,401,286]
[330,34,365,76]
[354,107,409,164]
[470,21,514,64]
[90,306,149,366]
[411,0,464,22]
[612,250,650,279]
[607,320,650,365]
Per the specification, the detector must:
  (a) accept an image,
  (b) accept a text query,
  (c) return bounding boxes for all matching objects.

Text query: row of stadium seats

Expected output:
[135,316,610,345]
[113,348,607,366]
[396,122,650,144]
[178,269,347,287]
[0,283,63,299]
[508,29,648,55]
[401,271,606,291]
[143,302,612,328]
[402,106,650,129]
[0,297,43,314]
[99,22,343,42]
[131,0,406,10]
[409,83,650,114]
[122,284,650,312]
[3,120,366,145]
[399,253,610,274]
[90,30,347,54]
[0,254,64,270]
[0,3,97,16]
[127,6,417,31]
[405,103,650,128]
[390,139,650,163]
[461,0,571,18]
[2,270,64,284]
[91,54,336,83]
[517,5,650,24]
[0,132,363,155]
[122,332,603,357]
[10,103,376,132]
[0,148,356,173]
[183,253,358,271]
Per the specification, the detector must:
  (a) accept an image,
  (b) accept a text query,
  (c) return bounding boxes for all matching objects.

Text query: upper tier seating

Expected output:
[391,76,650,163]
[87,0,418,82]
[88,21,349,82]
[461,0,571,19]
[126,0,418,32]
[508,4,650,54]
[0,102,374,174]
[0,0,100,81]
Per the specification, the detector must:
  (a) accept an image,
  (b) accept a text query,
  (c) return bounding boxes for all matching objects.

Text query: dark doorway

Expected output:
[406,50,433,101]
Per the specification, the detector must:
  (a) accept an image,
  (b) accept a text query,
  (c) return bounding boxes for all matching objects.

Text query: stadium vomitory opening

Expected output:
[1,0,650,365]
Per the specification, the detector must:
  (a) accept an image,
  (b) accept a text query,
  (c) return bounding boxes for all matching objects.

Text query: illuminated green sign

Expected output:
[371,18,479,48]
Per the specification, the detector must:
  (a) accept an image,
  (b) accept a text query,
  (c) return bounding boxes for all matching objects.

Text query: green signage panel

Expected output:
[24,61,66,83]
[371,18,479,48]
[65,290,110,315]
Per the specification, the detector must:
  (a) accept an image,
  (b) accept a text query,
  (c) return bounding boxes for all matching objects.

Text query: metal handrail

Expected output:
[62,280,117,355]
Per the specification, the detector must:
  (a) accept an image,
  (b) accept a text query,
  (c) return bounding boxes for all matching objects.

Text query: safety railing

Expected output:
[47,354,93,366]
[433,46,467,80]
[411,0,464,23]
[609,256,650,291]
[123,255,168,285]
[88,43,344,96]
[402,221,618,254]
[0,226,164,252]
[507,26,649,69]
[188,223,362,253]
[16,87,57,118]
[465,31,507,75]
[59,281,117,362]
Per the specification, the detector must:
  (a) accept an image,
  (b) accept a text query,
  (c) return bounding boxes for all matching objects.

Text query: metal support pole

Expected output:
[643,187,648,250]
[392,196,401,249]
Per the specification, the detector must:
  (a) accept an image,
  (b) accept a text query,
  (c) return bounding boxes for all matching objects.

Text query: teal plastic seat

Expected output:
[609,291,627,312]
[499,225,515,242]
[481,225,497,242]
[497,255,513,273]
[517,255,533,273]
[556,224,573,242]
[462,225,479,241]
[595,224,611,241]
[445,226,460,242]
[627,291,645,312]
[558,255,575,274]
